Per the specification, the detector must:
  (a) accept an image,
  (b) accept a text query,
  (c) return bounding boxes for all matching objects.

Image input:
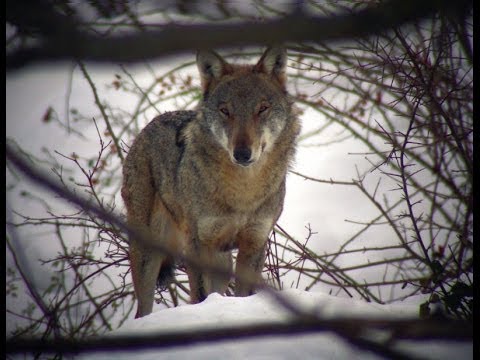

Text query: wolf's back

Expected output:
[123,111,195,191]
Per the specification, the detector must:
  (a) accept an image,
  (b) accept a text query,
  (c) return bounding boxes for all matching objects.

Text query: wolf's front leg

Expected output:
[235,235,268,297]
[186,242,233,303]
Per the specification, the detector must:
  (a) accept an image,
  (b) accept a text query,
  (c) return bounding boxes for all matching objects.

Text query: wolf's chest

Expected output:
[194,211,274,251]
[214,166,274,212]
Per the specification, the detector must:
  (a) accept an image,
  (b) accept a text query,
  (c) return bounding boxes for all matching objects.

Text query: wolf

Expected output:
[121,46,301,318]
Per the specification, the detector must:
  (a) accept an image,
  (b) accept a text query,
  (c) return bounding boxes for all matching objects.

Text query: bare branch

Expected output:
[6,317,472,358]
[6,0,472,71]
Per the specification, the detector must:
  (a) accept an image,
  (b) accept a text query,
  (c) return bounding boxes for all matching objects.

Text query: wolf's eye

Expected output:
[219,107,230,117]
[258,104,270,114]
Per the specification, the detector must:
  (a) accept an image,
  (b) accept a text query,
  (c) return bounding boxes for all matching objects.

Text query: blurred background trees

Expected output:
[6,0,472,350]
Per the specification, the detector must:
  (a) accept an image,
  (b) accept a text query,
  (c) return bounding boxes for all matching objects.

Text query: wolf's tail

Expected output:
[156,260,175,290]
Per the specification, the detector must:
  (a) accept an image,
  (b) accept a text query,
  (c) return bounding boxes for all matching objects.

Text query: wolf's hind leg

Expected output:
[130,242,164,318]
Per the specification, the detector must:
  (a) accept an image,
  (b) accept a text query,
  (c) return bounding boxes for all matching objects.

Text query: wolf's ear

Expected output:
[196,50,233,94]
[254,46,287,90]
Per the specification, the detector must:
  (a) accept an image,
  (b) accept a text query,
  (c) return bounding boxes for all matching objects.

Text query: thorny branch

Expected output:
[79,63,125,162]
[6,203,61,340]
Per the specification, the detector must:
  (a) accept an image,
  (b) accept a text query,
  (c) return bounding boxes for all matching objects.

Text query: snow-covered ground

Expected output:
[83,289,472,360]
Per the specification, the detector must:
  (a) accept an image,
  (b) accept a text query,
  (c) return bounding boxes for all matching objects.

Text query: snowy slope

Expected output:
[84,290,472,360]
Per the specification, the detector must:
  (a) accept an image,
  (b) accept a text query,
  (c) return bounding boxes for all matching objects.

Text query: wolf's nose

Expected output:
[233,147,252,165]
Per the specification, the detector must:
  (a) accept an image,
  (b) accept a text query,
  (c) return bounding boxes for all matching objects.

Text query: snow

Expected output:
[82,289,472,360]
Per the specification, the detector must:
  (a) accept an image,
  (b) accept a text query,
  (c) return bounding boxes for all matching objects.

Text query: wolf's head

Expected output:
[196,47,293,167]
